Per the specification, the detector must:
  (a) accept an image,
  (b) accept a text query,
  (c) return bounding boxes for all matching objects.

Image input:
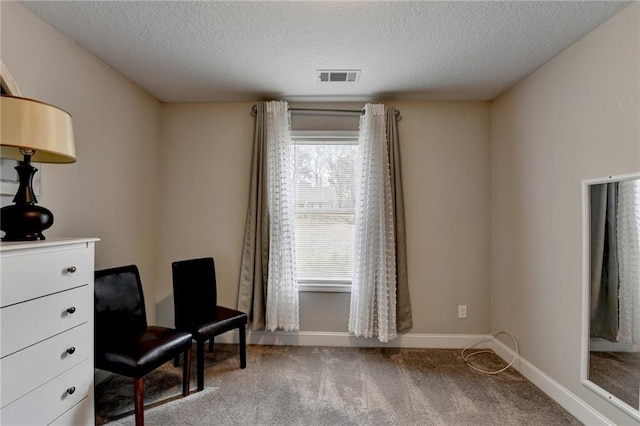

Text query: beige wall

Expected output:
[157,101,492,333]
[1,1,163,320]
[491,2,639,424]
[155,102,254,326]
[396,101,491,333]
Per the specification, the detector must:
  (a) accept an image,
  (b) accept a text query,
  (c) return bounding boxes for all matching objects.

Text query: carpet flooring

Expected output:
[96,344,580,426]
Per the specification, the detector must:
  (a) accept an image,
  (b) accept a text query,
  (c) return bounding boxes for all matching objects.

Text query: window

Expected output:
[291,131,359,292]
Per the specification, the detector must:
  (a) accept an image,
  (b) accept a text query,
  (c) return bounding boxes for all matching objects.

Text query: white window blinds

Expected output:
[291,132,358,286]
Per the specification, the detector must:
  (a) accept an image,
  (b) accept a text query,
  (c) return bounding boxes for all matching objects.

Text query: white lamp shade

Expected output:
[0,96,76,163]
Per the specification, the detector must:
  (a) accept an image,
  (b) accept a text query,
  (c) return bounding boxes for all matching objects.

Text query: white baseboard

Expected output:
[490,337,614,425]
[215,329,490,348]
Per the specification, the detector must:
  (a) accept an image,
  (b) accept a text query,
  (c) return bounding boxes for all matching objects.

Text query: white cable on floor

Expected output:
[461,331,519,375]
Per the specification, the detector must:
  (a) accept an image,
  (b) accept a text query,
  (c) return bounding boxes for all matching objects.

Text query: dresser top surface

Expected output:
[0,237,100,252]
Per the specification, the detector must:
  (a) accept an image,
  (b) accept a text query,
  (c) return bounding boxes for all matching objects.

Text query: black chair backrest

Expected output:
[95,265,148,342]
[172,257,218,330]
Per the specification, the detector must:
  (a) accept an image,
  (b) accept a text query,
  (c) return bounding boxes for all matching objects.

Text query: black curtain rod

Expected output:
[250,105,401,118]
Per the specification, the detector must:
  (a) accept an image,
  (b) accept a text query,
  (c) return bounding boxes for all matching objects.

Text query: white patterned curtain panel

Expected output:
[264,100,299,332]
[349,103,398,342]
[617,179,640,344]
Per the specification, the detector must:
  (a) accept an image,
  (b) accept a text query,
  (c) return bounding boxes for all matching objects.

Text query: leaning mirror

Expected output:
[583,173,640,421]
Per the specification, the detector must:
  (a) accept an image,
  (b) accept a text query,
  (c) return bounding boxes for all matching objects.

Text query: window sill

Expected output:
[298,282,351,293]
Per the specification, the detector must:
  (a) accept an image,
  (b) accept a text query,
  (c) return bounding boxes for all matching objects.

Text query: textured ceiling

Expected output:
[18,1,631,103]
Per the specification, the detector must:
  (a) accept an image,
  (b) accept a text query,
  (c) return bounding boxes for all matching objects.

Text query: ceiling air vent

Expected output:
[318,69,360,83]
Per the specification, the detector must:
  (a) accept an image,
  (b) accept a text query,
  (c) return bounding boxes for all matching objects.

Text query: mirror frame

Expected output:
[581,172,640,421]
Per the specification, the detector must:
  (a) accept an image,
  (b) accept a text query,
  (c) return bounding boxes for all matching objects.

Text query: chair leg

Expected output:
[182,344,192,396]
[197,340,205,391]
[133,377,144,426]
[239,324,247,369]
[208,338,214,353]
[174,353,180,367]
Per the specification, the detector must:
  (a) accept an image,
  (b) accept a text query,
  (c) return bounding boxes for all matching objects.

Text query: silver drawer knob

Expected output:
[66,387,76,395]
[66,307,76,314]
[66,266,77,273]
[66,347,76,355]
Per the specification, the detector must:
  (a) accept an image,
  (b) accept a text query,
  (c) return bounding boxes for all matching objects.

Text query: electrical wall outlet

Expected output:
[458,305,467,319]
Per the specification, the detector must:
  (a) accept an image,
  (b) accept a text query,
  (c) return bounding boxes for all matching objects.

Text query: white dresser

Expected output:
[0,238,99,425]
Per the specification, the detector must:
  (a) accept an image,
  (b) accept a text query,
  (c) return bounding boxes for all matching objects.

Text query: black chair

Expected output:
[95,265,193,426]
[172,257,248,391]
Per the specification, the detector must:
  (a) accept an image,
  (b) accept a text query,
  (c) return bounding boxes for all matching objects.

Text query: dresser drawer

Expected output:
[1,323,89,408]
[0,242,92,308]
[0,360,91,425]
[50,395,94,426]
[1,286,89,358]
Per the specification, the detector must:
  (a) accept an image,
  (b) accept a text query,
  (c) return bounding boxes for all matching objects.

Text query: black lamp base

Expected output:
[0,156,54,242]
[1,203,53,241]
